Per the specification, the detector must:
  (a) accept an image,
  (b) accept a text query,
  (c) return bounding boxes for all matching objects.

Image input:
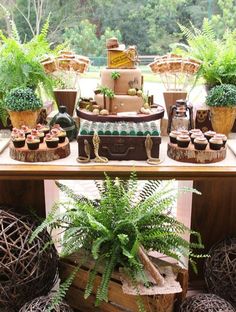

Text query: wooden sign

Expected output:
[108,50,135,69]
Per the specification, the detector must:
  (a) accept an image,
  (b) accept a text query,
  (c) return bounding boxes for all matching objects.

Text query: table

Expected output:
[0,138,236,279]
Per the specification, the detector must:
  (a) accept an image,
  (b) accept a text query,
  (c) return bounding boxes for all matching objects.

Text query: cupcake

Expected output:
[189,128,202,135]
[11,130,25,148]
[169,130,181,144]
[209,137,223,150]
[26,135,40,150]
[45,133,59,148]
[204,130,216,141]
[190,132,203,144]
[36,123,50,136]
[214,134,227,147]
[31,129,44,143]
[176,134,191,148]
[194,137,208,150]
[21,125,31,136]
[51,124,67,143]
[179,129,189,135]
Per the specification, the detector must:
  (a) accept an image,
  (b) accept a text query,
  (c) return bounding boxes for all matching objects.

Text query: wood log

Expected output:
[167,142,226,164]
[9,139,70,162]
[138,245,165,286]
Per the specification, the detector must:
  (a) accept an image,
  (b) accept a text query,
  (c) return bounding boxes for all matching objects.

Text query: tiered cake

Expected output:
[77,38,164,162]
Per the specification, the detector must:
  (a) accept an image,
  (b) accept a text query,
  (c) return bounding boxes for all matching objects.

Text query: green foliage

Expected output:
[173,19,236,87]
[99,86,114,98]
[206,83,236,107]
[5,87,43,111]
[111,71,121,80]
[31,173,205,311]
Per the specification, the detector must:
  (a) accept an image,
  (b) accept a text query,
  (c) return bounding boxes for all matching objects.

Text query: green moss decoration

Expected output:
[206,84,236,107]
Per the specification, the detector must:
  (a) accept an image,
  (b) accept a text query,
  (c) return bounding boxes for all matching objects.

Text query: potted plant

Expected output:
[205,84,236,136]
[173,19,236,89]
[0,11,57,126]
[5,87,43,128]
[31,173,205,311]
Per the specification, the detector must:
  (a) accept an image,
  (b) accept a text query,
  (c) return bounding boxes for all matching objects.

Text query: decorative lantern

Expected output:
[204,237,236,307]
[167,99,193,133]
[179,293,235,311]
[19,295,74,312]
[0,209,58,311]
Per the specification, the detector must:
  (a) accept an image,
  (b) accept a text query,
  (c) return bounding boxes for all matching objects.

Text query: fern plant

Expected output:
[173,19,236,88]
[0,7,62,125]
[31,173,205,311]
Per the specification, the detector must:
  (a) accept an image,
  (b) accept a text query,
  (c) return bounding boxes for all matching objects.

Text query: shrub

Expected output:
[206,84,236,107]
[5,87,43,111]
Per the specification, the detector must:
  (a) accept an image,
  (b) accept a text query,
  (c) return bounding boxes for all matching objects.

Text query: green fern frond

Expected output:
[46,265,80,312]
[40,14,51,41]
[84,259,99,299]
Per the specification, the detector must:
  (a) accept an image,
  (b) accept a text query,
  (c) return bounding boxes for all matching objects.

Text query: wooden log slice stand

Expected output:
[167,142,226,164]
[9,138,70,162]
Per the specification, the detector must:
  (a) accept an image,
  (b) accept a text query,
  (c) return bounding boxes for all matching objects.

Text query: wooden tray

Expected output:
[76,104,164,123]
[167,142,226,164]
[9,138,70,162]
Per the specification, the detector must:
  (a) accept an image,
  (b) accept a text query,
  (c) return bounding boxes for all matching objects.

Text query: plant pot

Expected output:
[209,107,236,136]
[163,91,187,119]
[54,89,78,116]
[8,110,40,129]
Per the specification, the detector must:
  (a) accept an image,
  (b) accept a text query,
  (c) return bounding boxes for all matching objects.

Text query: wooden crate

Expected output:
[59,253,188,312]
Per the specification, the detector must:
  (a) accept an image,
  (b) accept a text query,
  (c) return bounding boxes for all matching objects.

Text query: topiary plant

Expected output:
[31,173,206,312]
[5,87,43,112]
[206,84,236,107]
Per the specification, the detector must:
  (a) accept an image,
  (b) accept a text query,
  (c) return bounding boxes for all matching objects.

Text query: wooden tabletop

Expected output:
[0,137,236,180]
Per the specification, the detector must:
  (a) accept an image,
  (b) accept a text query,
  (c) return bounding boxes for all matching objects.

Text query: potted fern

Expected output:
[31,173,205,312]
[5,87,43,128]
[173,19,236,89]
[206,84,236,136]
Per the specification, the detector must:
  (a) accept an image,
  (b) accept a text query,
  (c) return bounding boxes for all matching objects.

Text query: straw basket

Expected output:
[210,107,236,136]
[8,109,40,129]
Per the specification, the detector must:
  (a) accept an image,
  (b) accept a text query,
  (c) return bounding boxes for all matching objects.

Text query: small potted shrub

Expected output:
[206,84,236,136]
[5,87,43,128]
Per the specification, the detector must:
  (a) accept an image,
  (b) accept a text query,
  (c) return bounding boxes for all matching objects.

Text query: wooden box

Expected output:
[108,50,135,69]
[78,135,161,161]
[59,253,188,312]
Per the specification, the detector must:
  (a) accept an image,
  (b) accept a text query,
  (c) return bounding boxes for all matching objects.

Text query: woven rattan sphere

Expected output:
[19,295,74,312]
[0,209,58,311]
[179,293,235,312]
[204,237,236,307]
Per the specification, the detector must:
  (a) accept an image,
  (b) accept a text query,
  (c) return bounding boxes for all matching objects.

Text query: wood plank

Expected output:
[1,164,236,180]
[190,178,236,280]
[0,179,45,217]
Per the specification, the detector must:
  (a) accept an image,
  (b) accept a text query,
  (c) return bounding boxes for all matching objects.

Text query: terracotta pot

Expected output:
[8,110,40,129]
[54,89,78,116]
[210,106,236,136]
[163,91,187,119]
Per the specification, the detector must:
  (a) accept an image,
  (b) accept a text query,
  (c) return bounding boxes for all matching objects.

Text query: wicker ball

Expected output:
[19,295,74,312]
[204,237,236,307]
[0,209,58,311]
[179,293,235,311]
